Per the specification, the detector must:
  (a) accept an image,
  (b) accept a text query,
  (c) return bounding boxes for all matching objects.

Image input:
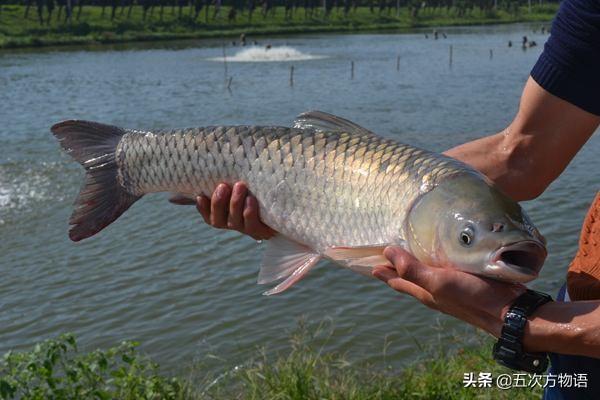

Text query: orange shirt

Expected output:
[567,192,600,301]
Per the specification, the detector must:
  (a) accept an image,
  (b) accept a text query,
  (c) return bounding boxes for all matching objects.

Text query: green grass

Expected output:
[0,4,558,49]
[1,326,544,399]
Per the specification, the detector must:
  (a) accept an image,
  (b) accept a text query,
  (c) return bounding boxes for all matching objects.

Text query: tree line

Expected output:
[6,0,557,26]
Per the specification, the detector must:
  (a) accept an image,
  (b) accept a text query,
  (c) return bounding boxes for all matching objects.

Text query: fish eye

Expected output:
[459,226,474,247]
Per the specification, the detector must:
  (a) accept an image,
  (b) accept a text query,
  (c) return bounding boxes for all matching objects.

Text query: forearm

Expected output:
[522,301,600,358]
[445,78,600,201]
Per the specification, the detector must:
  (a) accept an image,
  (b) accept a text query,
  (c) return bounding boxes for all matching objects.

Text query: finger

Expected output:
[372,265,399,281]
[169,193,197,205]
[228,182,248,230]
[373,266,434,305]
[210,184,231,228]
[384,246,435,290]
[196,196,211,224]
[243,195,276,240]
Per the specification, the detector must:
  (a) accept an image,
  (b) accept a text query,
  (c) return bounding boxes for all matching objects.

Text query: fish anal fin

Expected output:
[258,236,320,293]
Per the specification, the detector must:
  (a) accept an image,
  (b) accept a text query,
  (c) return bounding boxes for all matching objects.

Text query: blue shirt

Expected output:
[531,0,600,116]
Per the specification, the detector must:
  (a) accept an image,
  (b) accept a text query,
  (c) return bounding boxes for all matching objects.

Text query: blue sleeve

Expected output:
[530,0,600,116]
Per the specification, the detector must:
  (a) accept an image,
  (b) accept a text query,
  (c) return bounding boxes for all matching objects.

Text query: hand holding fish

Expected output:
[373,246,526,337]
[169,182,276,241]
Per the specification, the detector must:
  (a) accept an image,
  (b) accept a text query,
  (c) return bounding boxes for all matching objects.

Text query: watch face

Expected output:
[506,311,528,330]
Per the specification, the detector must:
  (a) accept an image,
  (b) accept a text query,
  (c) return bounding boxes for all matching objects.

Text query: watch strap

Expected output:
[492,289,552,373]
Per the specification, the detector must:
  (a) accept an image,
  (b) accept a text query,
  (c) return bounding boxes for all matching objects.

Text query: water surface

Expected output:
[1,24,597,376]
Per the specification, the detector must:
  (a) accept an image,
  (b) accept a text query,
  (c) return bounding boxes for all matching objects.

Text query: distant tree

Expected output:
[65,0,72,22]
[56,0,64,20]
[46,0,55,23]
[35,0,44,24]
[260,0,269,18]
[212,0,221,19]
[142,0,152,19]
[25,0,32,18]
[248,0,255,21]
[110,0,120,19]
[228,6,236,20]
[177,0,187,17]
[193,0,204,19]
[127,0,135,18]
[284,0,293,19]
[76,0,84,20]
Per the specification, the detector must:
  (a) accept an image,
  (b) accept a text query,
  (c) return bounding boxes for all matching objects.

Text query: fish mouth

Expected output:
[487,241,547,283]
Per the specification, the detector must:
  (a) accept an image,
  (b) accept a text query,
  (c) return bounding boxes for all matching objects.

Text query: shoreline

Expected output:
[1,330,543,399]
[0,5,556,51]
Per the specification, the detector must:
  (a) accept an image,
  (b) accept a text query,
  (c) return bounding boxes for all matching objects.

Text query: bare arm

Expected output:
[374,247,600,358]
[525,300,600,357]
[445,78,600,201]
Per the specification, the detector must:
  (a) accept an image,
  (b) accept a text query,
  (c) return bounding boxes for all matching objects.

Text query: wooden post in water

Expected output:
[396,55,400,71]
[449,45,453,67]
[227,76,233,90]
[222,45,228,84]
[351,61,354,79]
[489,49,493,59]
[290,65,294,87]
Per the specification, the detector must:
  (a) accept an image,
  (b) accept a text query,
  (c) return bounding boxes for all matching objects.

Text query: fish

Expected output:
[51,111,547,295]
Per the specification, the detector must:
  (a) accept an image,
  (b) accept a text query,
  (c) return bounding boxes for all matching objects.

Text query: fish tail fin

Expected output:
[51,120,141,242]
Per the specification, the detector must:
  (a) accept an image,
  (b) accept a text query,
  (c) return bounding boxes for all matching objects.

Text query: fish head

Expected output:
[405,173,546,283]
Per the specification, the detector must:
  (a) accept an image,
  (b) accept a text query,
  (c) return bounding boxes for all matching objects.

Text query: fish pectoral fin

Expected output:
[324,245,387,260]
[168,193,197,205]
[324,246,391,276]
[293,111,376,137]
[258,235,320,295]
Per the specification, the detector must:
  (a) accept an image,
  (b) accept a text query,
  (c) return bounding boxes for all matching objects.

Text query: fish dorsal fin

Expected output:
[293,111,375,136]
[258,235,320,296]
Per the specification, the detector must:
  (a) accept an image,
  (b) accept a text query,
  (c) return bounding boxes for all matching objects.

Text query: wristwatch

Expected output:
[492,289,553,373]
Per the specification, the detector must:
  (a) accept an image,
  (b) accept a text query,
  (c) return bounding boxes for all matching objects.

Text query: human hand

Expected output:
[169,182,276,241]
[372,246,527,337]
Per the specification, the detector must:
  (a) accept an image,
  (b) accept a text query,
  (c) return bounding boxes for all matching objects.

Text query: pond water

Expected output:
[1,23,597,378]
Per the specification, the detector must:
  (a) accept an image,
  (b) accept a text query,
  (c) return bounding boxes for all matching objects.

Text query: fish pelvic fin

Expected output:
[51,120,141,242]
[258,235,320,295]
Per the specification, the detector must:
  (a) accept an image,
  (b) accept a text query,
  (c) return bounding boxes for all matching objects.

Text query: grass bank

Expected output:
[0,4,558,49]
[0,328,543,399]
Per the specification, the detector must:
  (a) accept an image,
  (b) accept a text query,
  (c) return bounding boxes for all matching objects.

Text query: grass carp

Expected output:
[51,111,546,295]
